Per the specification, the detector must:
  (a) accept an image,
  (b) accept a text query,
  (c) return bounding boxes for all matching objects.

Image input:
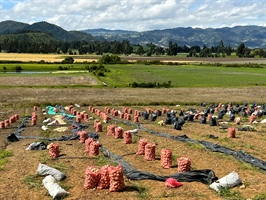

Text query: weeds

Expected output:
[253,193,266,200]
[129,181,149,199]
[0,150,13,170]
[22,174,43,189]
[217,187,245,200]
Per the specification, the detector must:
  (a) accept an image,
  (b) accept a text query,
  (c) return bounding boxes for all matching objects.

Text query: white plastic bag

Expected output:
[42,175,69,199]
[36,163,66,181]
[210,171,242,192]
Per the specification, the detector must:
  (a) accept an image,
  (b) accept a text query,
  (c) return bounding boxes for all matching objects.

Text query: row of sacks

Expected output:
[0,114,19,128]
[77,131,102,157]
[136,138,192,172]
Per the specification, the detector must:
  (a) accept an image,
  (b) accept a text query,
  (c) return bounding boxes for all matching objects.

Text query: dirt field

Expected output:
[1,92,266,200]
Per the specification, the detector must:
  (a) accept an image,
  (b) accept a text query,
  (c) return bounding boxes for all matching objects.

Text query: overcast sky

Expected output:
[0,0,265,31]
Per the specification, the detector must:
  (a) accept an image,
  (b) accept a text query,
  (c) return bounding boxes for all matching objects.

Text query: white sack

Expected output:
[260,119,266,124]
[210,171,241,192]
[36,163,66,181]
[128,129,138,134]
[42,175,69,199]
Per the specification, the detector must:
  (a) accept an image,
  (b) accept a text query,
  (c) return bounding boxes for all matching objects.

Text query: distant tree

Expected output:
[236,42,246,57]
[99,54,121,64]
[225,44,233,56]
[62,57,74,64]
[136,45,145,55]
[68,49,73,55]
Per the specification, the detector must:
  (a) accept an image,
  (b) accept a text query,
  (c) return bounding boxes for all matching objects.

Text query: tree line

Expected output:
[0,36,265,58]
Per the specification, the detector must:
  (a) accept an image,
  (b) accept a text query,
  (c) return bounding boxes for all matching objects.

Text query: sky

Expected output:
[0,0,265,31]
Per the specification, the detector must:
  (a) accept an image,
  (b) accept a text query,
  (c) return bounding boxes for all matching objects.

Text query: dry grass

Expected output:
[1,87,266,107]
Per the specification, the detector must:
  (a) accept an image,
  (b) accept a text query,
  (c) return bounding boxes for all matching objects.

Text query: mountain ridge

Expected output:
[0,20,265,48]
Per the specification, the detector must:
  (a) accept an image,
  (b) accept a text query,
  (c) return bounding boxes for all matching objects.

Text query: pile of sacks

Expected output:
[84,164,126,192]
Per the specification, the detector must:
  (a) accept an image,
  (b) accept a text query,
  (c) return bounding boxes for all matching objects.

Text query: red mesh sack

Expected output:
[79,130,88,143]
[119,113,124,119]
[249,115,257,123]
[134,116,139,123]
[48,143,60,159]
[89,141,101,156]
[94,119,100,129]
[160,148,172,169]
[107,125,115,136]
[95,122,103,132]
[109,165,126,192]
[177,157,191,173]
[76,116,81,123]
[228,127,236,138]
[136,138,148,155]
[126,114,131,121]
[9,116,15,123]
[0,121,5,129]
[31,118,37,126]
[123,131,132,144]
[15,114,19,120]
[83,113,89,122]
[115,127,123,139]
[84,165,100,190]
[144,142,156,161]
[4,119,10,127]
[165,178,183,188]
[97,165,110,190]
[84,138,94,153]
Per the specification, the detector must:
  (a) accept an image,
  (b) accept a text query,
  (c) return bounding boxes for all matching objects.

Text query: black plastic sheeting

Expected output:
[100,146,218,184]
[112,118,266,172]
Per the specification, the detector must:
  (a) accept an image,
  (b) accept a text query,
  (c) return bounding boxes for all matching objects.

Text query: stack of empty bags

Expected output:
[36,163,69,199]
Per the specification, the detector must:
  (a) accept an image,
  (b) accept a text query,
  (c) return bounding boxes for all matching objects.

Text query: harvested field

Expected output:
[1,88,266,200]
[0,75,98,86]
[1,53,266,64]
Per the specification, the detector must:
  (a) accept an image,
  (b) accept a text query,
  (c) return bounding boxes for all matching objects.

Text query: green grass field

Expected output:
[100,64,266,87]
[1,61,266,88]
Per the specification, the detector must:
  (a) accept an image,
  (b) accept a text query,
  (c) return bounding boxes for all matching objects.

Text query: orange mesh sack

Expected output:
[160,148,172,169]
[48,143,60,159]
[228,127,236,138]
[177,156,191,173]
[89,141,101,156]
[115,127,123,139]
[136,138,148,155]
[84,165,100,189]
[144,142,156,161]
[95,122,103,132]
[78,130,88,143]
[97,165,110,190]
[109,165,126,192]
[107,125,115,136]
[84,138,94,153]
[123,131,132,144]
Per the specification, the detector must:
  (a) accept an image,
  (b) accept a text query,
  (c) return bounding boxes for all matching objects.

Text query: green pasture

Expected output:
[0,62,266,88]
[100,64,266,87]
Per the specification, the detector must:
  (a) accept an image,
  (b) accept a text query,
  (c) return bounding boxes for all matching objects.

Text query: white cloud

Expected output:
[0,0,265,31]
